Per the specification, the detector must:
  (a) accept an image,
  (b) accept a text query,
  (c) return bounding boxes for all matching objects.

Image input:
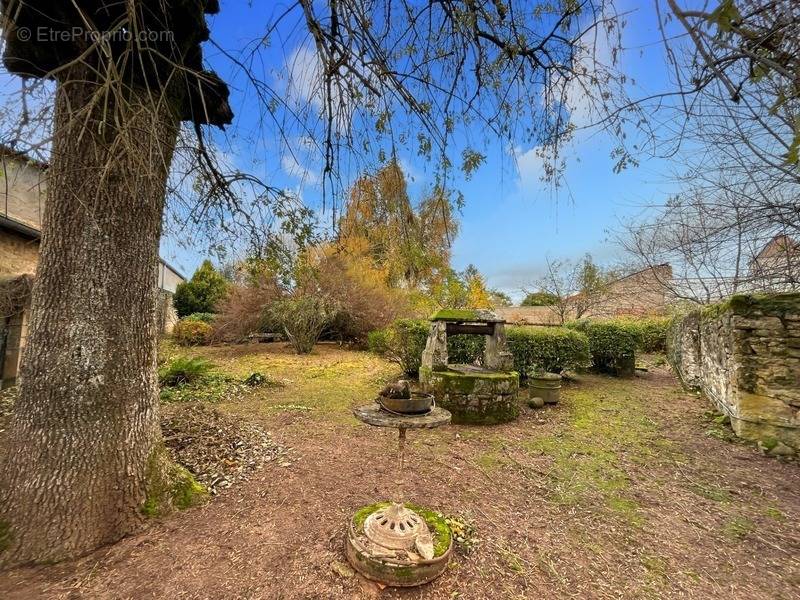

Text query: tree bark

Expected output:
[0,65,179,565]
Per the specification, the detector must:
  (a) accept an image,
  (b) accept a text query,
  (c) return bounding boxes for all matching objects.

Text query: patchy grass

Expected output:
[521,381,667,526]
[722,516,755,540]
[9,346,797,598]
[181,342,400,427]
[687,482,733,503]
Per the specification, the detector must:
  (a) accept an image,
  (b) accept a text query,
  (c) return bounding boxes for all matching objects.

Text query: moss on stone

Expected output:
[426,368,520,425]
[446,401,520,425]
[405,503,452,557]
[430,308,482,322]
[142,443,209,518]
[351,501,452,558]
[759,437,779,452]
[701,292,800,321]
[352,501,391,530]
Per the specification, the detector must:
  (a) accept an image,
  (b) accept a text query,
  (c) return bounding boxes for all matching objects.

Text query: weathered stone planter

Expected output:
[528,372,562,404]
[421,364,519,425]
[346,502,452,587]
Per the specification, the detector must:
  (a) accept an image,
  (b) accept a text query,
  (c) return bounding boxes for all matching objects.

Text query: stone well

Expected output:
[419,309,519,424]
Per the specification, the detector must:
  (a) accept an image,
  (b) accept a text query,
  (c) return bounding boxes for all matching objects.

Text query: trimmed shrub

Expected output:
[630,317,670,353]
[366,328,391,355]
[183,312,216,324]
[172,319,213,346]
[448,334,485,364]
[506,327,590,375]
[577,320,641,376]
[159,356,214,386]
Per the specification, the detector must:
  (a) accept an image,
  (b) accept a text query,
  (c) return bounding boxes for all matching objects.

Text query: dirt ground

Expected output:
[1,342,798,599]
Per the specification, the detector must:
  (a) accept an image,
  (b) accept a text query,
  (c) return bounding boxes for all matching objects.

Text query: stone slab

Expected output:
[353,404,451,429]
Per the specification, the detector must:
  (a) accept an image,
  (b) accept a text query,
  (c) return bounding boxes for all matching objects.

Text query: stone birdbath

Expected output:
[346,399,453,587]
[420,309,520,424]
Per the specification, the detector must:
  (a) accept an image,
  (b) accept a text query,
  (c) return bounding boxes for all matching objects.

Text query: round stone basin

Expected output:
[420,364,519,425]
[346,501,453,587]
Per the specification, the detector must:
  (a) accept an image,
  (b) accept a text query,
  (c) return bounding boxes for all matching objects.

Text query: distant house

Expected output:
[496,264,674,326]
[0,147,185,387]
[749,234,800,291]
[589,263,673,318]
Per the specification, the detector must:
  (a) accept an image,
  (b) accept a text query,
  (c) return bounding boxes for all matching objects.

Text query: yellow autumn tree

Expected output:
[338,158,457,291]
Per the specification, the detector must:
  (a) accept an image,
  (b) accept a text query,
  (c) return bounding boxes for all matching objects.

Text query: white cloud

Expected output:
[398,157,425,184]
[286,44,323,110]
[512,145,545,191]
[281,152,321,185]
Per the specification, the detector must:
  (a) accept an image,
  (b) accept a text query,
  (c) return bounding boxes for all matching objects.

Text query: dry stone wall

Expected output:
[668,293,800,453]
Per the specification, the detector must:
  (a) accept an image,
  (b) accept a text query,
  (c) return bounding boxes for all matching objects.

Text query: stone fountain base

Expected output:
[345,501,452,587]
[421,364,519,425]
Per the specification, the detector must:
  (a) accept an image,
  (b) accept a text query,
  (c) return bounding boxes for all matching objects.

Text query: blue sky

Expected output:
[161,1,685,302]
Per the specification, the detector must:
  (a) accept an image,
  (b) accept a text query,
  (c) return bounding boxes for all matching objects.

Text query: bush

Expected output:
[628,317,670,353]
[173,260,229,317]
[183,312,215,324]
[266,295,338,354]
[366,328,391,355]
[576,320,641,376]
[303,250,404,343]
[172,320,213,346]
[368,319,429,375]
[448,334,485,365]
[506,327,590,375]
[159,356,214,387]
[211,276,284,342]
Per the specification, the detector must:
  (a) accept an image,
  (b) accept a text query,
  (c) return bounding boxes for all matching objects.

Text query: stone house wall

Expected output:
[668,294,800,450]
[590,264,672,318]
[0,228,39,277]
[1,151,47,229]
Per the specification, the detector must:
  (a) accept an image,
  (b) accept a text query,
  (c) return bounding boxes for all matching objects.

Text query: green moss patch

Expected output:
[351,502,452,557]
[430,308,483,321]
[522,383,671,527]
[143,445,209,518]
[702,292,800,321]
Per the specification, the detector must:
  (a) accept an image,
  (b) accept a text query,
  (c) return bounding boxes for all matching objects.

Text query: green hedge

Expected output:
[448,334,485,364]
[630,317,670,352]
[567,320,640,376]
[568,317,669,353]
[368,320,590,377]
[506,327,590,375]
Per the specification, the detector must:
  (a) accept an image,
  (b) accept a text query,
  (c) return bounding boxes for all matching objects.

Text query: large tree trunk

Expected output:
[0,66,179,565]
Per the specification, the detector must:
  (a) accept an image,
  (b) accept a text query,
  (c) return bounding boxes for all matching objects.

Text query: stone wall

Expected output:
[668,293,800,452]
[0,229,39,277]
